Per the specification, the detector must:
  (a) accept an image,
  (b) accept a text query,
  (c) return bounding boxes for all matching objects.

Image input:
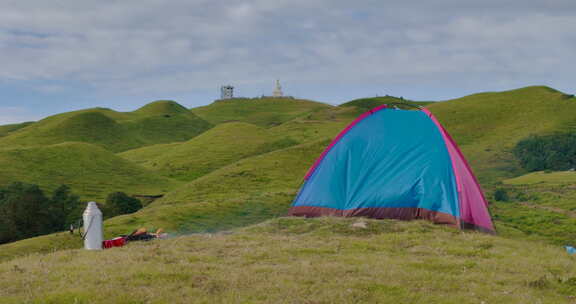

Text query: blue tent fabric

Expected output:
[293,108,460,216]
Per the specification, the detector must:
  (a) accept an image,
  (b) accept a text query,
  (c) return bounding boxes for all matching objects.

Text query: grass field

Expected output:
[2,217,576,303]
[119,122,278,181]
[475,170,576,245]
[0,142,181,202]
[504,171,576,186]
[0,121,34,138]
[191,97,331,127]
[107,139,330,236]
[0,97,342,261]
[428,86,576,184]
[2,85,576,297]
[119,108,351,181]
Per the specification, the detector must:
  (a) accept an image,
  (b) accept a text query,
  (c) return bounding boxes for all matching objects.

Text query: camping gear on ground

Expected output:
[83,202,103,250]
[102,228,167,249]
[565,246,576,254]
[103,237,127,249]
[289,104,495,233]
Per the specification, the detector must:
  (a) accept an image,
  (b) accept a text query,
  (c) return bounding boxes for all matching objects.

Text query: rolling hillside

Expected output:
[0,138,336,262]
[477,170,576,244]
[0,97,341,260]
[0,100,212,153]
[0,121,34,138]
[119,107,353,181]
[0,142,180,202]
[119,122,276,181]
[2,218,576,303]
[3,86,576,266]
[107,138,330,235]
[191,97,331,127]
[427,86,576,183]
[116,87,576,240]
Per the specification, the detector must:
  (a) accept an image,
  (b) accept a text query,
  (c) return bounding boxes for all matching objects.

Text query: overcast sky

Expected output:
[0,0,575,124]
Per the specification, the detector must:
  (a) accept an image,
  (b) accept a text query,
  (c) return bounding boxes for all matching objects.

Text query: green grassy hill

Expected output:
[424,86,576,245]
[133,99,191,116]
[0,98,342,260]
[0,101,212,153]
[0,138,330,263]
[191,97,331,127]
[4,86,576,279]
[427,86,576,183]
[2,217,576,303]
[119,108,352,182]
[0,142,180,202]
[0,121,34,138]
[110,87,576,247]
[119,122,275,181]
[107,139,329,235]
[480,170,576,245]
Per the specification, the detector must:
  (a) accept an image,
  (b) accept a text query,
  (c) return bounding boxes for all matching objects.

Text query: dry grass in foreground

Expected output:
[1,217,575,304]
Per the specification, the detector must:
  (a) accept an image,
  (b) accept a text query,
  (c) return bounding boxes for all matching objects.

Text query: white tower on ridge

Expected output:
[272,79,283,97]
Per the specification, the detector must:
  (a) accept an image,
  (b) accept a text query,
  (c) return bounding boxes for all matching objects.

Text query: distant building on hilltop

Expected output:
[220,85,234,99]
[217,81,294,102]
[265,79,293,99]
[272,79,283,97]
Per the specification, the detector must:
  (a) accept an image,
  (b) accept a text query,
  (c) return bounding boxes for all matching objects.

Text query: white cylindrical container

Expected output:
[83,202,103,250]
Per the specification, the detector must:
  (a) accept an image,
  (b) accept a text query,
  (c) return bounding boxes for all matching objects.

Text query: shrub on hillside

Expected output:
[0,182,82,244]
[0,183,51,243]
[48,185,83,230]
[513,133,576,172]
[494,188,510,202]
[105,192,142,216]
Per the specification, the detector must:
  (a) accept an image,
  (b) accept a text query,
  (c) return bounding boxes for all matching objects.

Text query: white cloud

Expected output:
[0,0,574,101]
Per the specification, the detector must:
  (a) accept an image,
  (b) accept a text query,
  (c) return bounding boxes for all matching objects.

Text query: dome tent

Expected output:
[289,105,494,233]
